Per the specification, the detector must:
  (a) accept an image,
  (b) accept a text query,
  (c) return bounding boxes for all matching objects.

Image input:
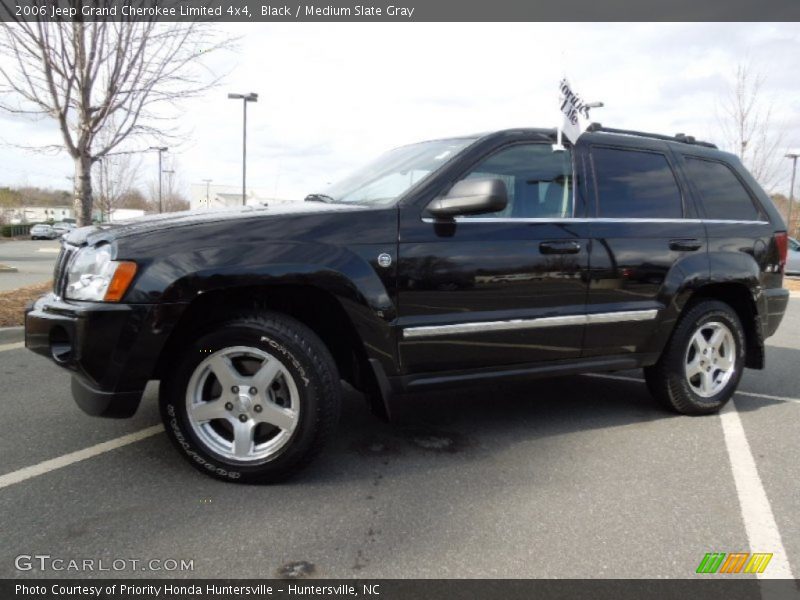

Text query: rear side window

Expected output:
[592,147,683,218]
[684,158,762,221]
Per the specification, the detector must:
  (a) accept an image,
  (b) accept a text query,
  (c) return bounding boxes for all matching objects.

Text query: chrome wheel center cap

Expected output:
[236,393,253,414]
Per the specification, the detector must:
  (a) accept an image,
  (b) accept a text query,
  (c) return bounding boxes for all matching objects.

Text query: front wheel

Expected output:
[160,312,341,483]
[644,300,746,415]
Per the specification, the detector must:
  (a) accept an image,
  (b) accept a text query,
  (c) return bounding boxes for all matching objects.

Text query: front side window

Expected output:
[318,137,478,206]
[683,157,762,221]
[592,147,683,218]
[460,144,573,219]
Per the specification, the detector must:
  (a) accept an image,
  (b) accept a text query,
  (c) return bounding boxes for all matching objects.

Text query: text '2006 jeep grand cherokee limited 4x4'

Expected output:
[26,125,791,483]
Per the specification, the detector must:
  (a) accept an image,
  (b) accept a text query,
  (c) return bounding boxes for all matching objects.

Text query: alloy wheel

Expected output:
[684,321,736,398]
[185,346,300,462]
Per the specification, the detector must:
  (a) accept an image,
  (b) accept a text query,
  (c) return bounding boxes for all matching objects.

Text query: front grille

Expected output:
[53,243,77,298]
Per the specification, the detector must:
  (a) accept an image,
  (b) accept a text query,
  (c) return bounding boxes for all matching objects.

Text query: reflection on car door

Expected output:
[583,142,707,357]
[397,142,591,373]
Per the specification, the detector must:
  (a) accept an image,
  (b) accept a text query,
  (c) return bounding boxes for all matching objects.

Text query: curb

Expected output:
[0,326,24,344]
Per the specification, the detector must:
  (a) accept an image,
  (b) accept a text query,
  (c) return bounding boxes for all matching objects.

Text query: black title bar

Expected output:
[2,0,800,22]
[5,579,800,600]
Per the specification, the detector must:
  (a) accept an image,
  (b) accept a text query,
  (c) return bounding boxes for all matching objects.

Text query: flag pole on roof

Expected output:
[555,76,604,151]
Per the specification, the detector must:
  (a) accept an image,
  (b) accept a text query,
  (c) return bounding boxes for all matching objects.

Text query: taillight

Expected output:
[775,232,788,272]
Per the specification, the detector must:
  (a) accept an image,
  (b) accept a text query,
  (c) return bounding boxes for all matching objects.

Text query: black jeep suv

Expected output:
[26,125,790,482]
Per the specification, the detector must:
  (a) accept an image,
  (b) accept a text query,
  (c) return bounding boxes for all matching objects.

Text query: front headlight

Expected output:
[65,243,137,302]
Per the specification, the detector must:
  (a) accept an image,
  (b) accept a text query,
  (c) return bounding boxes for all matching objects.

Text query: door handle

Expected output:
[539,241,581,255]
[669,238,702,252]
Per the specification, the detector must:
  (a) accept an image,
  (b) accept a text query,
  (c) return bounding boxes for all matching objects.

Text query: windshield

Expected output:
[317,137,478,206]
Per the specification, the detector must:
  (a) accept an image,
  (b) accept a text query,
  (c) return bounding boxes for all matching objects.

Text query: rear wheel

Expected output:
[644,300,745,415]
[160,312,340,483]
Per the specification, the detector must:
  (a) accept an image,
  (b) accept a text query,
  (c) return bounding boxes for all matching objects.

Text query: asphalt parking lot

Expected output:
[0,294,797,581]
[0,239,60,291]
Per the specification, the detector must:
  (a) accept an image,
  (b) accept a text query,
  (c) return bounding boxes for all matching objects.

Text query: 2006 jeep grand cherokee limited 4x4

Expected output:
[26,125,791,483]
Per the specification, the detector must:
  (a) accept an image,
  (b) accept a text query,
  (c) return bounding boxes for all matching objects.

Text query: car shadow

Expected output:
[301,373,683,485]
[133,350,797,489]
[33,363,797,579]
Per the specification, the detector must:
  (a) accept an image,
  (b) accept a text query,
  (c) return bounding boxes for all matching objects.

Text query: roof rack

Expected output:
[586,123,717,149]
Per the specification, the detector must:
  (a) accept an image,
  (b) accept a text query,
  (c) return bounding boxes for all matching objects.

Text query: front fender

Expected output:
[126,241,398,373]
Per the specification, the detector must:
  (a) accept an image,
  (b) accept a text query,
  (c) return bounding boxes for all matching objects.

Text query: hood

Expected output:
[64,202,365,246]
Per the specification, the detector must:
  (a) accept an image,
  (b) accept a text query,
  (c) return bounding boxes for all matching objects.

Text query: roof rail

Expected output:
[586,123,717,149]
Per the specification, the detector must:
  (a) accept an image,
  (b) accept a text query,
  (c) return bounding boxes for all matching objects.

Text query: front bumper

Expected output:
[25,293,175,418]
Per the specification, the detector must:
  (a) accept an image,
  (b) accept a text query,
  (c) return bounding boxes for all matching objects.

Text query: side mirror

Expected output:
[426,178,508,218]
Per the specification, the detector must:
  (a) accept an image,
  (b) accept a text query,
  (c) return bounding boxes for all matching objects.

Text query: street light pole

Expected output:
[149,146,168,213]
[202,179,213,208]
[162,169,175,210]
[228,92,258,206]
[787,152,799,238]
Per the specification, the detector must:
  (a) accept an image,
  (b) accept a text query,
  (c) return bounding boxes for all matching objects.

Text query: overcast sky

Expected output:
[1,22,799,200]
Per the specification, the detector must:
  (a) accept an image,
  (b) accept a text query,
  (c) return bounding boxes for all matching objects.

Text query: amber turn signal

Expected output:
[104,261,138,302]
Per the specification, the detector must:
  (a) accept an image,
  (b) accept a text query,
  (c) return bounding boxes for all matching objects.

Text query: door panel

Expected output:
[396,141,592,374]
[584,220,707,357]
[583,143,708,357]
[397,220,590,372]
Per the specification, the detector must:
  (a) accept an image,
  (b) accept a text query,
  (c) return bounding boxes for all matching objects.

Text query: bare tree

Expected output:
[717,62,786,192]
[95,150,141,222]
[771,193,799,238]
[162,193,191,213]
[146,158,189,213]
[0,16,229,225]
[117,188,149,211]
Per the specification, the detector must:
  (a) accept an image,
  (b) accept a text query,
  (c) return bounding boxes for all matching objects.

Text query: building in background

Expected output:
[189,183,299,210]
[2,205,74,224]
[92,208,146,222]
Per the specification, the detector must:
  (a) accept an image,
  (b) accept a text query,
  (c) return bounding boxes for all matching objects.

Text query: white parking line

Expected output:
[585,372,797,583]
[736,390,800,405]
[0,342,24,352]
[720,400,795,580]
[0,425,163,490]
[584,373,800,405]
[37,247,60,254]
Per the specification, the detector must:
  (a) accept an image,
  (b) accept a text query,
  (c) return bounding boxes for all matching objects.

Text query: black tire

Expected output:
[160,311,340,483]
[644,300,746,415]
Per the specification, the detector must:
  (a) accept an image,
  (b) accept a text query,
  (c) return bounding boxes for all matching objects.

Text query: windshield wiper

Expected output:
[304,193,335,203]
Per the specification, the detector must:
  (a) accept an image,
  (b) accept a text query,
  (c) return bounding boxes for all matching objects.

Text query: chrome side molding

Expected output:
[403,309,658,339]
[421,217,769,225]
